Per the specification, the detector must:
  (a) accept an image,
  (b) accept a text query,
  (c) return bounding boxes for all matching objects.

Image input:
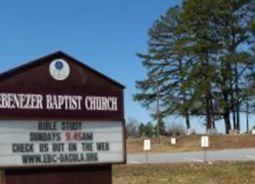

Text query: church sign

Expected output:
[0,51,125,184]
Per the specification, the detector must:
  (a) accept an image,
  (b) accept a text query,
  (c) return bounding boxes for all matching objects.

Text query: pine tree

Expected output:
[135,0,255,134]
[134,6,194,130]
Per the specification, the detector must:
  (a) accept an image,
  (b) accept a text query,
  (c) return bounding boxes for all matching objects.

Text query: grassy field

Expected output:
[113,162,255,184]
[127,134,255,154]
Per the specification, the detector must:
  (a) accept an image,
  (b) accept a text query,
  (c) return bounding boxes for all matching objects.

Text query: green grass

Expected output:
[113,162,255,184]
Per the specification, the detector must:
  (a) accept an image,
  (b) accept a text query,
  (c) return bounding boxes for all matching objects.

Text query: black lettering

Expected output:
[12,143,34,153]
[81,132,93,141]
[39,143,49,152]
[82,143,93,151]
[52,143,65,152]
[59,153,98,163]
[86,153,98,162]
[22,155,41,164]
[97,142,109,151]
[68,143,77,152]
[61,122,82,131]
[41,154,57,163]
[38,121,57,131]
[30,132,61,142]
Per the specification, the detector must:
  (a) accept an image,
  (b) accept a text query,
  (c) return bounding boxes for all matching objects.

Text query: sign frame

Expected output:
[0,120,126,168]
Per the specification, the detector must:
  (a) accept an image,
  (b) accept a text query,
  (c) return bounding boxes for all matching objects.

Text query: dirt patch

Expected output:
[127,135,255,154]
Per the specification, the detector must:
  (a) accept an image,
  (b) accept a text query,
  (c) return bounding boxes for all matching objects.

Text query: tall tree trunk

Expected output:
[179,58,191,131]
[209,91,215,129]
[223,110,231,134]
[212,120,215,129]
[230,85,237,130]
[236,103,240,131]
[205,94,212,130]
[234,62,240,131]
[210,108,215,129]
[185,113,190,130]
[205,89,215,130]
[223,88,231,134]
[232,108,237,130]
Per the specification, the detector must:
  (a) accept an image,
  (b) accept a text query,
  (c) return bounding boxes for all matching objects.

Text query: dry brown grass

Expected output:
[127,134,255,154]
[113,162,255,184]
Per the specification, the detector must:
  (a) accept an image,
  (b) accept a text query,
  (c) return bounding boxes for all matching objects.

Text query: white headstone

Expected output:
[170,138,176,145]
[143,139,151,151]
[201,136,209,148]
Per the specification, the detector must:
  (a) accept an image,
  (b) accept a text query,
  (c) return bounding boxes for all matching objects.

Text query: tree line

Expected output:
[126,118,185,138]
[134,0,255,134]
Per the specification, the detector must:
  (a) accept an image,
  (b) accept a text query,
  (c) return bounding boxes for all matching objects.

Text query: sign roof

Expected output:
[0,51,125,90]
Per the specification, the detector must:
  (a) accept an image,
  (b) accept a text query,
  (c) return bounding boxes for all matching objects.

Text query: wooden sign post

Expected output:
[0,169,5,184]
[0,51,126,184]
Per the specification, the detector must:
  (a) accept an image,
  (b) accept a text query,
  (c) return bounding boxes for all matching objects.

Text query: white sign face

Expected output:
[201,136,209,148]
[0,120,124,167]
[49,59,70,80]
[143,139,151,151]
[170,138,176,145]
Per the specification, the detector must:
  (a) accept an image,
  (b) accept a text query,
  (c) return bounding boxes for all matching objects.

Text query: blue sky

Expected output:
[0,0,254,133]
